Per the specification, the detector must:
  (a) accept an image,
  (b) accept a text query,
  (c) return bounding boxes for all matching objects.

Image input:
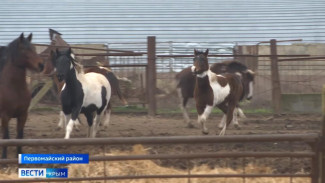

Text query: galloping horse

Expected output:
[52,48,111,139]
[176,59,254,128]
[43,49,127,130]
[192,49,243,135]
[1,33,44,158]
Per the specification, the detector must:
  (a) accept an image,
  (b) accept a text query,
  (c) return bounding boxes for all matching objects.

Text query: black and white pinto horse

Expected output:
[176,58,254,128]
[52,48,111,139]
[192,49,243,135]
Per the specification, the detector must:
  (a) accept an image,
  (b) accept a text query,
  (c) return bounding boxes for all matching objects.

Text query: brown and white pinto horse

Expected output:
[192,49,243,135]
[176,59,254,128]
[1,33,44,158]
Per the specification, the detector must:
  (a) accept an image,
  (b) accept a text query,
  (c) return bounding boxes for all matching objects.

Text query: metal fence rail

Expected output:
[0,133,318,146]
[0,133,319,183]
[0,174,312,183]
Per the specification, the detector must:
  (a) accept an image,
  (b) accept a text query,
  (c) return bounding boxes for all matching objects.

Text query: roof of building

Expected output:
[0,0,324,45]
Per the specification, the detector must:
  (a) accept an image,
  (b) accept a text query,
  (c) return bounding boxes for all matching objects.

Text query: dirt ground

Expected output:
[2,110,322,175]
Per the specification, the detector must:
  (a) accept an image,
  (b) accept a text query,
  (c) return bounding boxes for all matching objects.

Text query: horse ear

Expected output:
[67,47,76,60]
[19,33,24,42]
[67,47,72,55]
[194,49,198,55]
[27,33,33,42]
[204,49,209,56]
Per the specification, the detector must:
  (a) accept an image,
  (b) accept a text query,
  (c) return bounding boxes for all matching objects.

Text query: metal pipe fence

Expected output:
[0,133,320,183]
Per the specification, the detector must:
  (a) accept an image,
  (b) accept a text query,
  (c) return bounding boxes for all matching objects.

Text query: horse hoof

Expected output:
[55,127,62,131]
[187,123,195,128]
[202,130,209,135]
[219,130,226,136]
[234,124,241,130]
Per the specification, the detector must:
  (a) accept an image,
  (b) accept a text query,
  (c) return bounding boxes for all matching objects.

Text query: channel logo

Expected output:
[18,168,68,178]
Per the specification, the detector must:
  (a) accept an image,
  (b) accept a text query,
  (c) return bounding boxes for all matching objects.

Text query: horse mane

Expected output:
[226,61,248,72]
[0,38,20,73]
[0,37,33,74]
[70,57,84,73]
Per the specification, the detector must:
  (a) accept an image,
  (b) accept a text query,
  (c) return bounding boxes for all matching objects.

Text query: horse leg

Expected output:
[74,117,81,132]
[1,116,10,159]
[218,105,240,130]
[217,102,228,129]
[237,107,246,118]
[92,113,102,138]
[183,98,194,128]
[177,89,193,128]
[16,113,27,156]
[197,105,213,135]
[218,114,226,129]
[64,112,77,139]
[102,102,111,128]
[64,120,74,139]
[219,102,236,136]
[56,111,65,131]
[84,112,94,138]
[233,108,240,129]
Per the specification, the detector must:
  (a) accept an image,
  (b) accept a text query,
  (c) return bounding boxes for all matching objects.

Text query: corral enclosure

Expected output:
[2,30,323,183]
[7,38,320,182]
[1,0,325,182]
[80,41,325,114]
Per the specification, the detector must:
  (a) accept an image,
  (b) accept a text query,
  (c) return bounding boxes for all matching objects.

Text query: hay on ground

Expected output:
[0,145,310,183]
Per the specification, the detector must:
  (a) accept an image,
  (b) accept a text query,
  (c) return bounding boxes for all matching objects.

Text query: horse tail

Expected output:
[102,70,128,106]
[175,72,182,88]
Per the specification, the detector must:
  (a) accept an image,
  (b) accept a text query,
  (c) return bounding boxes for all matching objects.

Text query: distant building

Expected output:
[0,0,324,45]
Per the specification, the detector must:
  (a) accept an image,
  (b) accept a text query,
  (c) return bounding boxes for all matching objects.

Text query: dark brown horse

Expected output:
[1,33,44,158]
[176,59,254,128]
[192,49,243,135]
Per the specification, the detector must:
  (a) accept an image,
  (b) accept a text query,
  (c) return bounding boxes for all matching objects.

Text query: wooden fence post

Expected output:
[28,79,54,111]
[147,36,157,116]
[270,39,282,114]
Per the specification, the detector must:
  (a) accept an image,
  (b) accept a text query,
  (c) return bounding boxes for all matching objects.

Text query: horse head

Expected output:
[225,61,255,101]
[51,48,76,82]
[13,33,44,72]
[243,69,255,100]
[191,49,209,76]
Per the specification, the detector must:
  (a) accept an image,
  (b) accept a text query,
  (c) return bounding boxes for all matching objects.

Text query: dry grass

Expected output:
[0,145,310,183]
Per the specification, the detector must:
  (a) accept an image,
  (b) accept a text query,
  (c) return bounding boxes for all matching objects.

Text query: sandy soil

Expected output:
[2,111,322,174]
